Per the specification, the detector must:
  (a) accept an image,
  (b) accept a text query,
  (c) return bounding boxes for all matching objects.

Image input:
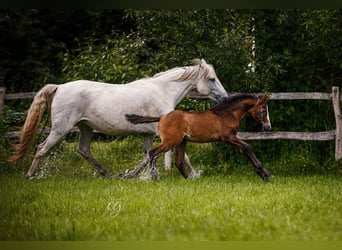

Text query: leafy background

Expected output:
[0,9,341,171]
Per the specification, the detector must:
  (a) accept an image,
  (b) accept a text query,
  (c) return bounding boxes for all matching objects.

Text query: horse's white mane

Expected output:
[152,67,182,78]
[152,59,212,82]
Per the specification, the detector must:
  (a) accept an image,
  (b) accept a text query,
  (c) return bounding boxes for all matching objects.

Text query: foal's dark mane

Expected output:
[211,94,257,115]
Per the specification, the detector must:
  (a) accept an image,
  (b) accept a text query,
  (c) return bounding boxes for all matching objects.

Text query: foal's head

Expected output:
[247,95,271,131]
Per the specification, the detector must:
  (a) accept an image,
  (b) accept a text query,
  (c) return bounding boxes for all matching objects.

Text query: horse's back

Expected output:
[50,80,160,135]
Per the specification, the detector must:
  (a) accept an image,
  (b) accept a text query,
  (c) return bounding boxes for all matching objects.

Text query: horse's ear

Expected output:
[201,58,207,65]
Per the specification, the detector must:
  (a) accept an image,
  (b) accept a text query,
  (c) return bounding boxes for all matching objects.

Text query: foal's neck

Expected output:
[230,99,257,122]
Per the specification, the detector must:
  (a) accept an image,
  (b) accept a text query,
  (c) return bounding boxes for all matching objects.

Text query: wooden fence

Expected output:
[0,86,341,160]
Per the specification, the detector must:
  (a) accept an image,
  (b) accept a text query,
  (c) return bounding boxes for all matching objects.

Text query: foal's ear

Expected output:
[258,94,270,103]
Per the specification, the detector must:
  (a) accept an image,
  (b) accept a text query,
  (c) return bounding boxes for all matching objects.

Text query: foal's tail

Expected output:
[125,114,161,124]
[8,84,58,163]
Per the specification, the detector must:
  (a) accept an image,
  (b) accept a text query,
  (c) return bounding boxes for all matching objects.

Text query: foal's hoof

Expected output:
[25,175,35,180]
[187,170,203,179]
[151,168,159,181]
[151,174,159,181]
[118,171,134,179]
[101,172,112,179]
[124,174,135,179]
[262,172,271,181]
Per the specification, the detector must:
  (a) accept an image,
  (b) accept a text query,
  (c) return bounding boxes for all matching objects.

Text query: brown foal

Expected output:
[126,94,271,181]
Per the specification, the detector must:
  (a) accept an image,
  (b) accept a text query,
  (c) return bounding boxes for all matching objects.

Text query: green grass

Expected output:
[1,138,342,240]
[1,174,341,240]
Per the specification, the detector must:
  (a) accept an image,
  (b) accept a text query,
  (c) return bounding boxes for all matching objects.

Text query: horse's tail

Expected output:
[125,114,161,124]
[8,84,58,163]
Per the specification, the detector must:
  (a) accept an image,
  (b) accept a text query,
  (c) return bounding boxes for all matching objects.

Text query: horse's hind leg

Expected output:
[77,124,111,178]
[26,130,65,178]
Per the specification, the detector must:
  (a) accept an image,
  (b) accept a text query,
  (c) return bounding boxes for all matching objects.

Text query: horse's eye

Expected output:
[209,78,215,82]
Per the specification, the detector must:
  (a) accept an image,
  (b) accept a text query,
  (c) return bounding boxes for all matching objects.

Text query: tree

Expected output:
[124,10,258,92]
[0,9,132,92]
[252,9,342,92]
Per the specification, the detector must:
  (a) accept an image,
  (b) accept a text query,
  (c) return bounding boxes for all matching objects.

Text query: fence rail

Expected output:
[1,86,341,160]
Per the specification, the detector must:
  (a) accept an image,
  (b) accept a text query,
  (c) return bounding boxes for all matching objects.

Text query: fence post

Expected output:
[332,86,342,160]
[0,87,6,114]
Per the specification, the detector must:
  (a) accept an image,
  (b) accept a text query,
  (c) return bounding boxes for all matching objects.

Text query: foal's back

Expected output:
[158,109,229,143]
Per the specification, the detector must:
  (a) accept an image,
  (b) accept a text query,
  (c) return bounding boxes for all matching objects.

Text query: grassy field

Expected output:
[1,138,342,240]
[1,174,341,240]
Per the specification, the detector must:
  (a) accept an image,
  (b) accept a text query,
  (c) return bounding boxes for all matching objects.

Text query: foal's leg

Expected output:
[174,140,201,179]
[164,151,199,176]
[175,139,188,179]
[77,124,111,178]
[120,135,152,178]
[224,134,270,181]
[26,130,66,179]
[149,143,175,180]
[184,153,202,179]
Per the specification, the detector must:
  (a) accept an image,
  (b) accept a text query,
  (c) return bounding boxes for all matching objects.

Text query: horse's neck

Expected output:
[170,80,196,106]
[155,68,196,106]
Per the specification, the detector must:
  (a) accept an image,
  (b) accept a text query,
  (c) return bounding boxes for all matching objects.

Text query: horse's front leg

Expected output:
[224,134,270,181]
[119,135,152,178]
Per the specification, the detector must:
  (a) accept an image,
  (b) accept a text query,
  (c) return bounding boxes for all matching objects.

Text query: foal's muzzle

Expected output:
[262,122,271,131]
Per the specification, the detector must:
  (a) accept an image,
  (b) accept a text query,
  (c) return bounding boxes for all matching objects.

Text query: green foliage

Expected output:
[125,10,258,91]
[0,9,131,92]
[1,10,341,174]
[252,9,341,92]
[61,35,149,83]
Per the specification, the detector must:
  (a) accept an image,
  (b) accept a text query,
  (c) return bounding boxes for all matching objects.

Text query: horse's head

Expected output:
[190,59,228,102]
[247,94,271,131]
